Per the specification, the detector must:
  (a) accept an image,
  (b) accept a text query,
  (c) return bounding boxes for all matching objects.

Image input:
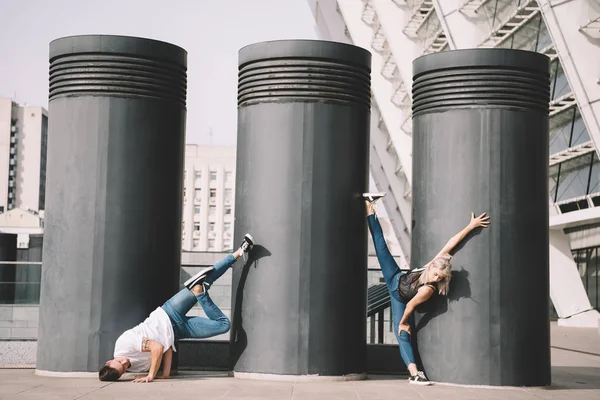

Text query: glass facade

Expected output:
[0,263,41,305]
[572,246,600,311]
[489,4,600,212]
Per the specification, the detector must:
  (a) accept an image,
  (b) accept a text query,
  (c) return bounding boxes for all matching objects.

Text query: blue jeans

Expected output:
[367,214,416,369]
[161,254,236,339]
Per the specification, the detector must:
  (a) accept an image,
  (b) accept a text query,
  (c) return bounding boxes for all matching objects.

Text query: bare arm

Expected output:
[158,347,173,378]
[132,338,164,383]
[433,212,490,259]
[398,286,435,333]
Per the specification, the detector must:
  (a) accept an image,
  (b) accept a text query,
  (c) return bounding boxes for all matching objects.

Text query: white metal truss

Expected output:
[401,113,412,134]
[579,15,600,39]
[371,103,413,255]
[390,67,410,109]
[549,141,596,166]
[550,141,596,167]
[479,0,539,48]
[403,0,435,37]
[539,43,558,62]
[550,92,578,117]
[364,5,412,112]
[380,41,397,80]
[459,0,492,15]
[371,17,387,53]
[538,0,600,159]
[361,0,376,26]
[337,0,414,224]
[422,27,449,54]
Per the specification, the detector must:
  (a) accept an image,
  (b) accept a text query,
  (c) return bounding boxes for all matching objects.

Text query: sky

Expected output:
[0,0,318,146]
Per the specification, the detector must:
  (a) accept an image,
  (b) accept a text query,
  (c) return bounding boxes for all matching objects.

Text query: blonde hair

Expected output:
[419,253,452,295]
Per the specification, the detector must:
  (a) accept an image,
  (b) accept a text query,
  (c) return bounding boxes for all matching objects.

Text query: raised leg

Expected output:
[366,201,401,290]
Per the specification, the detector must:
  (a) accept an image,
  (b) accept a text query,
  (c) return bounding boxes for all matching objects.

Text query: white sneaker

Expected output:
[184,267,214,290]
[239,233,254,253]
[408,371,432,386]
[238,233,254,262]
[362,192,386,203]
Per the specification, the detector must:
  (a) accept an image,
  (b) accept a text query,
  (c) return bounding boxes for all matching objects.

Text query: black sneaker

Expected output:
[239,234,254,253]
[362,192,386,203]
[184,267,214,290]
[408,371,432,386]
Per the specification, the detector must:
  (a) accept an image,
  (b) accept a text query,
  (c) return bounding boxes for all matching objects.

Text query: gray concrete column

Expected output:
[36,35,187,374]
[411,49,551,386]
[231,40,371,379]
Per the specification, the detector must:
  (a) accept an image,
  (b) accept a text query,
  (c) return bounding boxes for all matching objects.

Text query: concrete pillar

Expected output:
[411,49,551,386]
[230,40,371,380]
[36,35,187,374]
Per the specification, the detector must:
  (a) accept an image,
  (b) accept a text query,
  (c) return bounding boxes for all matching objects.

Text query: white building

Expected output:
[307,0,600,327]
[182,144,236,252]
[0,99,48,214]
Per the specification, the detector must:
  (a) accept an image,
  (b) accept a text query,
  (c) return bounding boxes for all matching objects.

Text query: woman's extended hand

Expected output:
[469,212,490,229]
[399,323,411,335]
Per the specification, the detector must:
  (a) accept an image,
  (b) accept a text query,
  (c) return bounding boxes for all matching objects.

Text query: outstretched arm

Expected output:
[132,338,164,383]
[157,347,173,379]
[433,212,490,259]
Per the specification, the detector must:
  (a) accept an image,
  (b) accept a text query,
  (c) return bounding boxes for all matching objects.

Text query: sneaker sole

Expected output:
[243,233,254,250]
[409,380,433,386]
[362,192,386,200]
[184,267,214,288]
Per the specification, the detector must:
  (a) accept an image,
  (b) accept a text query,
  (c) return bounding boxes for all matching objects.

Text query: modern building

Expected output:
[182,144,236,252]
[307,0,600,327]
[0,99,48,214]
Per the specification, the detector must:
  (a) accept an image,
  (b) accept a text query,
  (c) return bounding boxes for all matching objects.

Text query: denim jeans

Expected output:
[367,214,416,368]
[161,254,236,339]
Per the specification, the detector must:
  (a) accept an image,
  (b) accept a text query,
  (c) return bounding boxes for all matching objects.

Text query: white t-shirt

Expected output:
[113,307,176,373]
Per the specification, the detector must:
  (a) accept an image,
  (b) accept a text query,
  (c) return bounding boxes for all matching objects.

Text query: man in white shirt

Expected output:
[98,234,254,382]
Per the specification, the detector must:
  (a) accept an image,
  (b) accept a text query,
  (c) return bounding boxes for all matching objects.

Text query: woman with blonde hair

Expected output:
[363,193,490,385]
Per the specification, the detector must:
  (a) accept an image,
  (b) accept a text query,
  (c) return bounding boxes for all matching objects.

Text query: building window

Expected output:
[208,239,215,249]
[194,206,201,215]
[225,206,232,215]
[572,246,600,312]
[195,171,202,183]
[193,239,200,249]
[210,188,217,198]
[194,222,201,231]
[225,171,233,184]
[209,222,215,232]
[223,240,232,250]
[210,171,217,181]
[195,188,202,202]
[224,222,232,232]
[209,205,216,216]
[225,188,232,203]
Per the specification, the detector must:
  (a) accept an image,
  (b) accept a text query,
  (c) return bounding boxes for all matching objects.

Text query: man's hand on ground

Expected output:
[132,375,154,383]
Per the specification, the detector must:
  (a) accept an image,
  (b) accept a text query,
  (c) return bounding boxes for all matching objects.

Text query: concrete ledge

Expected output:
[558,309,600,328]
[35,369,98,378]
[433,380,550,389]
[178,340,407,375]
[232,371,367,382]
